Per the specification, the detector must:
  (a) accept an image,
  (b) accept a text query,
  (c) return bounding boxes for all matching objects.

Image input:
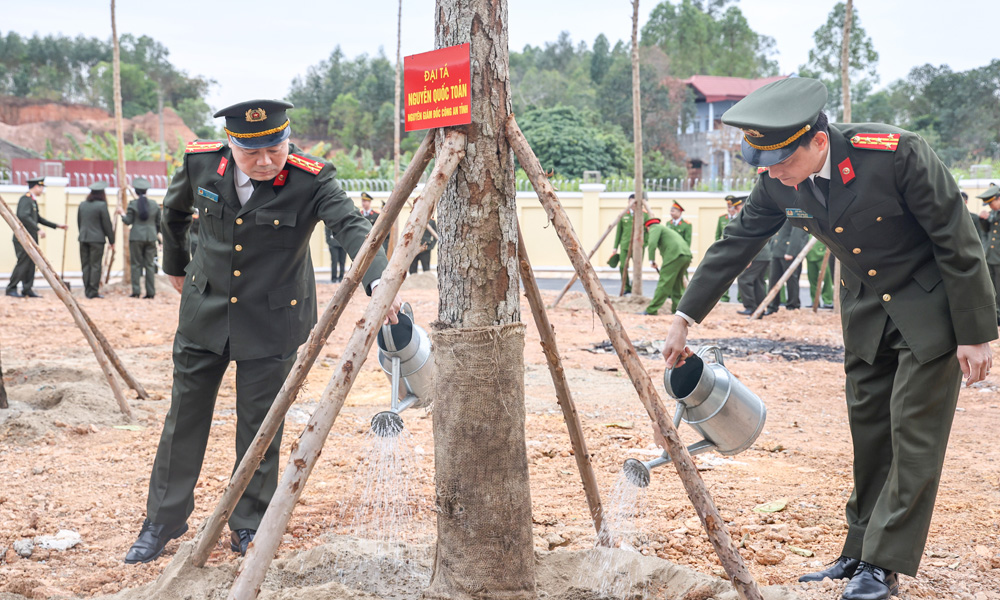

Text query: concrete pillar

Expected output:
[708,102,714,132]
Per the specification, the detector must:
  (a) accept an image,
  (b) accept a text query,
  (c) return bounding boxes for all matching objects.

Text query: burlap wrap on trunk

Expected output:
[425,322,536,599]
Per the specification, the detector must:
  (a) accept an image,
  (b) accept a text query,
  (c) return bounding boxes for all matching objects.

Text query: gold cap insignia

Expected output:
[245,108,268,122]
[742,128,765,138]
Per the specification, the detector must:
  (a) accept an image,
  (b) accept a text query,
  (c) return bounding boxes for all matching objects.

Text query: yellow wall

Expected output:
[1,180,993,279]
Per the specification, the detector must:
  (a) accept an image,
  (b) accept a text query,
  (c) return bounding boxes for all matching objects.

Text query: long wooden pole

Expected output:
[629,0,644,297]
[750,237,817,320]
[110,0,131,285]
[0,196,132,419]
[811,247,832,313]
[227,131,465,600]
[550,205,630,308]
[186,130,435,568]
[507,116,762,600]
[516,221,607,544]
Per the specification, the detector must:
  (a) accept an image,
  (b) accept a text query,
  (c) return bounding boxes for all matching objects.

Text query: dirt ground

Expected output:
[1,273,999,600]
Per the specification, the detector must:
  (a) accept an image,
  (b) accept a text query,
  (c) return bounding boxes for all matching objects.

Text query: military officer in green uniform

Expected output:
[119,177,161,299]
[640,218,692,315]
[975,183,1000,324]
[610,194,649,294]
[124,99,402,565]
[806,236,834,308]
[666,201,692,248]
[660,78,995,600]
[6,177,67,298]
[77,181,115,299]
[716,196,740,302]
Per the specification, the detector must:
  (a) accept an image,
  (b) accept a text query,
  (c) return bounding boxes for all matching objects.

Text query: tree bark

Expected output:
[0,344,8,410]
[394,0,402,185]
[630,0,645,297]
[425,1,535,598]
[840,0,853,124]
[110,0,131,285]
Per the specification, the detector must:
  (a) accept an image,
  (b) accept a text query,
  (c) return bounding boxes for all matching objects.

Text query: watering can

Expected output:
[370,303,435,436]
[624,345,766,487]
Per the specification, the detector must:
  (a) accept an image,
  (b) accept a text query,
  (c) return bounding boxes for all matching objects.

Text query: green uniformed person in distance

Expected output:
[806,235,834,309]
[665,201,692,248]
[124,99,403,565]
[715,196,739,303]
[77,181,115,299]
[639,217,691,315]
[119,177,161,299]
[610,194,649,295]
[5,177,68,298]
[975,183,1000,325]
[659,78,996,600]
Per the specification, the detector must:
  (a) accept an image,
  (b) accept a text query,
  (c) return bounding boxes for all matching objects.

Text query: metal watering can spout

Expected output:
[623,345,766,487]
[371,303,435,437]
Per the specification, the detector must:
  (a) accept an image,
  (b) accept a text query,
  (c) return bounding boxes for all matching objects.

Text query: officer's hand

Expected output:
[662,316,693,368]
[385,293,403,325]
[957,343,993,385]
[58,224,68,230]
[39,231,46,239]
[784,254,793,261]
[169,275,185,293]
[611,248,618,255]
[116,207,126,217]
[980,211,990,219]
[650,261,658,269]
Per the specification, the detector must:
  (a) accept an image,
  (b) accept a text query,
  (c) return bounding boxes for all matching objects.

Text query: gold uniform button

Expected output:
[876,216,883,222]
[835,226,844,233]
[290,299,297,306]
[234,270,241,277]
[868,269,877,276]
[236,218,243,225]
[882,294,891,302]
[230,297,238,304]
[273,219,280,226]
[853,248,861,254]
[235,244,243,251]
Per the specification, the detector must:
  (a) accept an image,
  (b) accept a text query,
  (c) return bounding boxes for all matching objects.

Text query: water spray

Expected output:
[370,303,435,437]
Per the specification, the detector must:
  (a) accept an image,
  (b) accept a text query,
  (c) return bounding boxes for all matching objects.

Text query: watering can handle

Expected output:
[697,345,724,366]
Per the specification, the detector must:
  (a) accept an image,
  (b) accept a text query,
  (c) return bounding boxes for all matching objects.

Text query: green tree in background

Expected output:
[799,2,879,121]
[516,105,632,178]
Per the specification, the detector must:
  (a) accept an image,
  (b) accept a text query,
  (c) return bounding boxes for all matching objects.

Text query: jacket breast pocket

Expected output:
[850,200,904,232]
[256,210,299,249]
[198,198,225,240]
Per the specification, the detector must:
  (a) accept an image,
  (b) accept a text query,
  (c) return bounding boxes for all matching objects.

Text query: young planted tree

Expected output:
[425,0,535,598]
[0,346,7,409]
[630,0,645,296]
[110,0,131,284]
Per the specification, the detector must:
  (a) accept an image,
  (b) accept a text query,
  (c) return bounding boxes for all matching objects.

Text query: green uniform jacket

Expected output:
[678,123,997,364]
[715,214,731,241]
[15,194,58,240]
[161,141,388,361]
[122,197,161,242]
[666,219,692,247]
[647,223,692,265]
[807,236,828,262]
[77,199,115,244]
[977,210,1000,264]
[613,210,650,251]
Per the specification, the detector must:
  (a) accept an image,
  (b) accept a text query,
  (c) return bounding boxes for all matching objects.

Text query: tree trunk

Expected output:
[840,0,853,123]
[629,0,645,296]
[425,0,535,598]
[111,0,131,286]
[0,344,8,410]
[394,0,402,185]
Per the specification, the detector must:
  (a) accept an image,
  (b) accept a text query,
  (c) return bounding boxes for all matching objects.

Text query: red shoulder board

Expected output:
[757,166,768,174]
[185,141,224,154]
[286,153,325,175]
[850,133,899,152]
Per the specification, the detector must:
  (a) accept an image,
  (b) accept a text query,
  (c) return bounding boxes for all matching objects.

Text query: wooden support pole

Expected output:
[186,130,436,569]
[811,247,832,314]
[0,195,133,419]
[516,221,607,544]
[506,116,762,600]
[550,205,630,309]
[226,131,465,600]
[750,237,817,320]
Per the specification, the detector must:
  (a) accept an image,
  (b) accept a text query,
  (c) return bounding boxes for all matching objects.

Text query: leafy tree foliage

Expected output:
[516,105,633,178]
[798,2,879,121]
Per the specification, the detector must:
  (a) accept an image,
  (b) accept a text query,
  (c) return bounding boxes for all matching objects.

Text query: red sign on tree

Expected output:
[404,43,472,132]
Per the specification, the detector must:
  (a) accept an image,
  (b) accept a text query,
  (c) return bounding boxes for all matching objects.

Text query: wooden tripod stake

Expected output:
[750,237,817,320]
[516,221,607,544]
[185,130,436,568]
[507,115,763,600]
[0,195,133,419]
[226,130,466,600]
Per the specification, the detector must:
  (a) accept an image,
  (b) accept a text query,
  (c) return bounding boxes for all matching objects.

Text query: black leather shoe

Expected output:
[5,289,20,297]
[124,519,188,564]
[764,308,778,315]
[22,290,40,298]
[230,528,256,555]
[736,308,754,315]
[143,295,155,299]
[842,562,898,600]
[799,555,861,582]
[130,293,140,298]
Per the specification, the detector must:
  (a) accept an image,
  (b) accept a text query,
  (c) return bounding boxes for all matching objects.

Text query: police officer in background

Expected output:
[124,99,402,564]
[975,183,1000,325]
[119,177,161,299]
[325,225,346,282]
[661,77,995,600]
[77,181,115,299]
[6,177,68,298]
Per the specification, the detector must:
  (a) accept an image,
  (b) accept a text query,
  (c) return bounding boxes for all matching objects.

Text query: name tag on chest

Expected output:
[197,187,219,202]
[785,208,813,219]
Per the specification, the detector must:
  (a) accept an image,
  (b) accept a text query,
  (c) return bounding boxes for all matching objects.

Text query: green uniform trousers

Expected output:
[645,256,691,315]
[146,332,296,530]
[130,240,157,297]
[79,242,104,298]
[807,255,834,306]
[842,317,962,576]
[6,237,36,294]
[618,254,632,294]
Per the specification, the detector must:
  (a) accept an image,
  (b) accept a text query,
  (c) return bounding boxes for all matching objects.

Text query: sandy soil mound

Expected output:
[560,291,651,311]
[400,272,437,291]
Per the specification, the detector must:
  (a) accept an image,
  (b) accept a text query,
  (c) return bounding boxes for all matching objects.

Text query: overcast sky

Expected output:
[4,0,997,112]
